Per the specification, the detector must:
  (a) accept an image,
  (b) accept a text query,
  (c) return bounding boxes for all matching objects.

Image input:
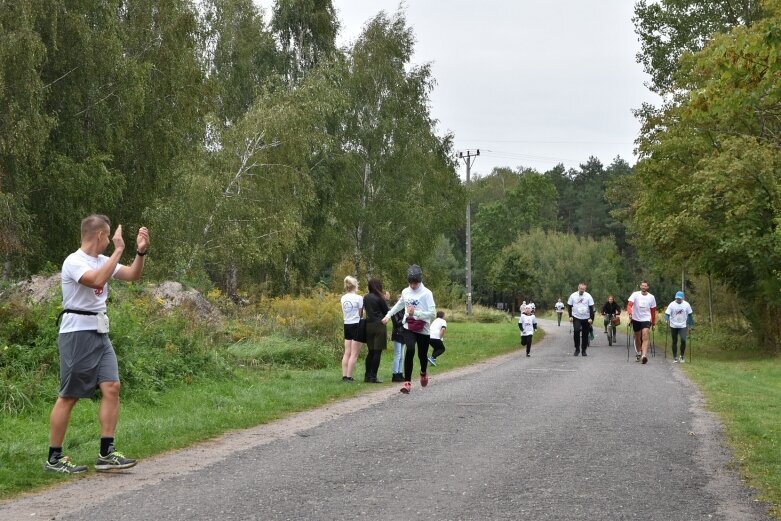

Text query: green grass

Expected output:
[0,321,524,499]
[680,330,781,519]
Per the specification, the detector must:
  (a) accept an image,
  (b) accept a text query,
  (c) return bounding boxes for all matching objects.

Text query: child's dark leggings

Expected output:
[521,334,532,354]
[430,338,446,358]
[403,330,430,381]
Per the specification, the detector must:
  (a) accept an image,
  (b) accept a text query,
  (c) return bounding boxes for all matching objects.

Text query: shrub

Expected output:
[226,334,338,369]
[257,292,343,346]
[447,304,512,323]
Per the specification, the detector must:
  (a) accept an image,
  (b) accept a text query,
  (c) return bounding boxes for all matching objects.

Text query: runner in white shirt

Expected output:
[554,298,565,326]
[518,305,538,356]
[665,291,694,363]
[627,281,657,364]
[567,283,595,356]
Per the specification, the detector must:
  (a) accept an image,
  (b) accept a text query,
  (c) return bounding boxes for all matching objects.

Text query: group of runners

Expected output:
[553,281,694,363]
[45,215,695,476]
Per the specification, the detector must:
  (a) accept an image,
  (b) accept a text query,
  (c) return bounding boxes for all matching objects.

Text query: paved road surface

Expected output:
[0,319,772,520]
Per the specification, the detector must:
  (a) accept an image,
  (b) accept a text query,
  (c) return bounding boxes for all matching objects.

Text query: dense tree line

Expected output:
[0,1,463,298]
[3,0,778,352]
[461,157,653,311]
[628,0,781,348]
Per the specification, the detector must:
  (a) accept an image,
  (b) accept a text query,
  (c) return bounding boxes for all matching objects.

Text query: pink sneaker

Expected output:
[400,382,411,394]
[420,374,429,387]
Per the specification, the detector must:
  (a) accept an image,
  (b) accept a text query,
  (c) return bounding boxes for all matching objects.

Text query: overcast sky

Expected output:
[257,1,661,179]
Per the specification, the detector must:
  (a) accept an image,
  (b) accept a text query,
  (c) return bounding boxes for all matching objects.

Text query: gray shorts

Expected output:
[58,331,120,398]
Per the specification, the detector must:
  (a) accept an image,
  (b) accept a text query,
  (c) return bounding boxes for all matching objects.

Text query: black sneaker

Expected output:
[95,451,137,471]
[43,455,87,474]
[574,350,580,356]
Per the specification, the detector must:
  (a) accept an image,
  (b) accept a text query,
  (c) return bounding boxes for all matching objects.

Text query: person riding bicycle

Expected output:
[601,296,621,333]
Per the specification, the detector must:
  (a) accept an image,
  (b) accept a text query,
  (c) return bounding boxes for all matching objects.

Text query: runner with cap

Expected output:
[665,291,694,363]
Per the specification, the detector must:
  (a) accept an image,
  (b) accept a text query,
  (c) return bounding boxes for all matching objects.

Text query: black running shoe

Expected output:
[95,451,137,471]
[43,455,87,474]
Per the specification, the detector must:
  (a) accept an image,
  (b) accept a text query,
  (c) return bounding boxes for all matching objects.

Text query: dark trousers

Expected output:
[671,327,688,358]
[364,349,382,380]
[573,318,591,352]
[403,330,430,381]
[521,334,532,354]
[364,321,386,380]
[430,338,446,358]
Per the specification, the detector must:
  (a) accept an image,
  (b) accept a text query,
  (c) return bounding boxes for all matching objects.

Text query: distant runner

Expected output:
[567,283,595,356]
[554,298,565,326]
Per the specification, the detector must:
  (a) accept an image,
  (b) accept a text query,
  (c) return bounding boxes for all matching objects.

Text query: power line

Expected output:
[454,139,634,145]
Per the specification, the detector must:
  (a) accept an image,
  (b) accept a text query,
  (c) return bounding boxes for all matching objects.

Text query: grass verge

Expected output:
[0,321,527,499]
[678,328,781,519]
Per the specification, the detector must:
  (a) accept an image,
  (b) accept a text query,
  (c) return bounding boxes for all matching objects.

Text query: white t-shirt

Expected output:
[554,302,565,313]
[567,291,594,320]
[60,249,123,333]
[519,313,537,336]
[666,301,693,328]
[430,318,447,340]
[341,292,363,324]
[628,291,656,322]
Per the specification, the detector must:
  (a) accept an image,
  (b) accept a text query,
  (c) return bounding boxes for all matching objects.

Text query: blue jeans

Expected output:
[392,340,404,373]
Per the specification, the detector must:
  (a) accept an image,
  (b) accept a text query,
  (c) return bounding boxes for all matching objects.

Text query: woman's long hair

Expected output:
[367,278,384,297]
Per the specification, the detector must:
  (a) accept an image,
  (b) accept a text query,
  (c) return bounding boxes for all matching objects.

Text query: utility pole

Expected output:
[458,149,479,315]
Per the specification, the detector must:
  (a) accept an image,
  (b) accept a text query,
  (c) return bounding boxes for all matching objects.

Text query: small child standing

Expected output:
[518,305,537,357]
[427,311,447,366]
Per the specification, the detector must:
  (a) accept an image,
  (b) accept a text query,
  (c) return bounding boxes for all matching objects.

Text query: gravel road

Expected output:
[0,318,772,520]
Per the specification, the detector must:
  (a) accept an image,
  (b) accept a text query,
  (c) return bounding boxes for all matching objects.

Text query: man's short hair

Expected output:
[81,214,110,239]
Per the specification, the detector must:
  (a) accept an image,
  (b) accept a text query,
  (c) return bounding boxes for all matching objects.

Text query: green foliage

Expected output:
[204,0,281,124]
[633,0,765,94]
[227,334,336,369]
[445,305,512,324]
[272,0,339,84]
[327,9,464,282]
[682,328,781,517]
[632,4,781,347]
[489,229,628,309]
[257,291,343,346]
[0,285,234,413]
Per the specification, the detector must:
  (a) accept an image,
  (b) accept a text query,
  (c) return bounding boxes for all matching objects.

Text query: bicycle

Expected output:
[602,313,619,346]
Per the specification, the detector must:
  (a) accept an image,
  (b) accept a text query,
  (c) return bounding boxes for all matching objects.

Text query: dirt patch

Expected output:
[149,281,223,324]
[10,273,60,304]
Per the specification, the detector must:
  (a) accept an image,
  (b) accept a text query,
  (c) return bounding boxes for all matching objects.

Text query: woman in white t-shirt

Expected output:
[340,276,363,382]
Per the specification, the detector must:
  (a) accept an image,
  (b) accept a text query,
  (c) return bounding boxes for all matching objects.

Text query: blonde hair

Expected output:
[343,276,358,292]
[81,214,110,239]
